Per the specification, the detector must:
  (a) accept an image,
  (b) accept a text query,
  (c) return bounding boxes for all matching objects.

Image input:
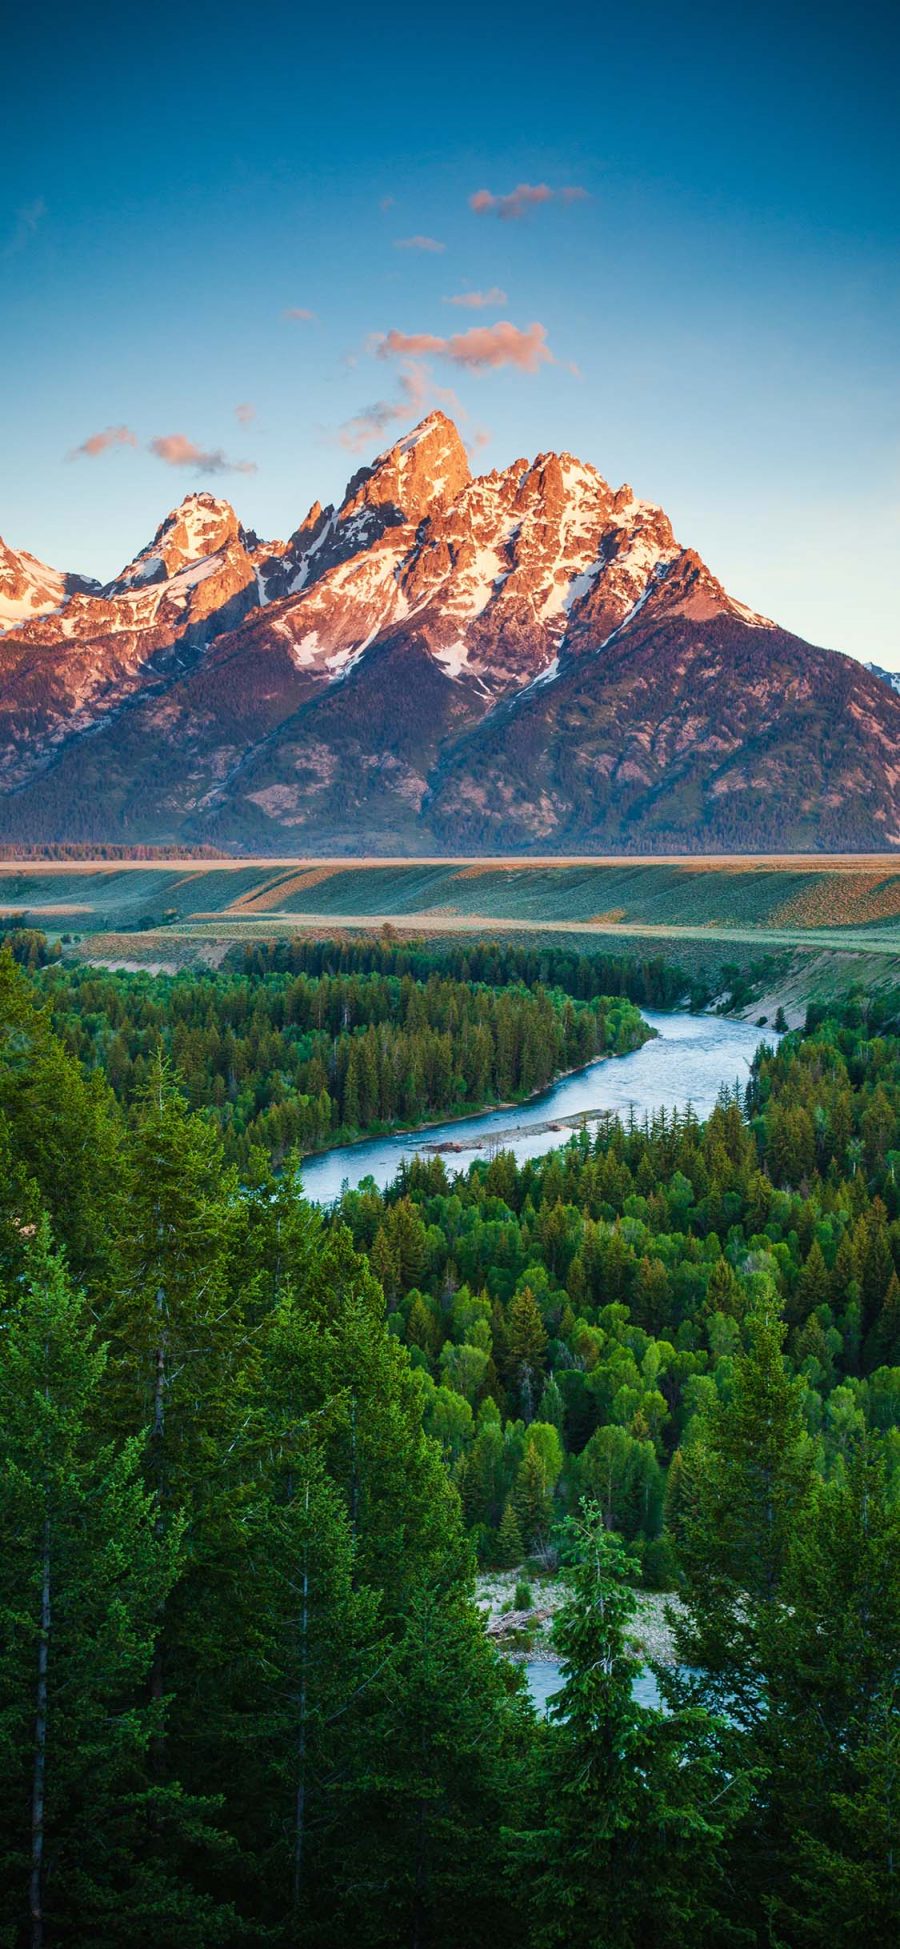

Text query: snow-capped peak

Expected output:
[0,536,100,631]
[867,661,900,696]
[109,492,244,592]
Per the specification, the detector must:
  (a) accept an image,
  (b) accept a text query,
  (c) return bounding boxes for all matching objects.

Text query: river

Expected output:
[524,1657,663,1717]
[298,1009,767,1205]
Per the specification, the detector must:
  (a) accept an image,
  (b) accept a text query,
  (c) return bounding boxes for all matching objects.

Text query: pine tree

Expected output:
[667,1295,817,1934]
[788,1238,830,1326]
[669,1296,814,1727]
[768,1440,900,1944]
[537,1374,565,1432]
[339,1584,527,1949]
[505,1285,547,1419]
[0,1220,233,1945]
[521,1506,744,1949]
[513,1439,553,1552]
[495,1498,524,1569]
[0,949,123,1285]
[108,1055,247,1832]
[864,1268,900,1370]
[111,1052,239,1511]
[218,1415,378,1942]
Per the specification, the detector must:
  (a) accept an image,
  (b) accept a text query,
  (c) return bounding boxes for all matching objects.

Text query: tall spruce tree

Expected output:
[768,1439,900,1944]
[213,1289,381,1941]
[108,1055,249,1856]
[666,1294,817,1934]
[338,1581,528,1949]
[0,951,122,1287]
[668,1295,815,1727]
[0,1221,234,1946]
[521,1506,745,1949]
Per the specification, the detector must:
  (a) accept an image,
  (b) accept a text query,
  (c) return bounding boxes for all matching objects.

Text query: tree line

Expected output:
[17,949,649,1165]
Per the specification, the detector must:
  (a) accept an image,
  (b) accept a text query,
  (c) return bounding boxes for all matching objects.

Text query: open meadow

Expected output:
[6,854,900,1015]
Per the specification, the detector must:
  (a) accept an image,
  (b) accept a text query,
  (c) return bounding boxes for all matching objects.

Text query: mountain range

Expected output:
[2,412,898,854]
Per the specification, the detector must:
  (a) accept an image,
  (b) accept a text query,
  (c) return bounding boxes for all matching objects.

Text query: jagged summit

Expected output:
[0,414,897,852]
[0,536,99,629]
[109,491,246,592]
[343,411,471,523]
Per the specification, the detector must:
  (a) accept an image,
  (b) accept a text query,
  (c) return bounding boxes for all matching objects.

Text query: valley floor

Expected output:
[5,854,900,1015]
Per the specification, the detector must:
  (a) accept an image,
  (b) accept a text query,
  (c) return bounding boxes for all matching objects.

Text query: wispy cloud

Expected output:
[3,197,47,257]
[234,402,256,425]
[149,434,256,475]
[67,424,139,461]
[337,361,464,454]
[393,234,446,253]
[443,286,507,309]
[378,320,553,372]
[469,182,588,220]
[338,365,430,452]
[284,306,317,321]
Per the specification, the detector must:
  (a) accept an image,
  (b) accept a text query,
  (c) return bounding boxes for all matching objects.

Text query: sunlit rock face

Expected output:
[1,416,898,853]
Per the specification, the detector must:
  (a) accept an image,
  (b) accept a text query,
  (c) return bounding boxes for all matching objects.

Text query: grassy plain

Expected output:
[5,855,900,1014]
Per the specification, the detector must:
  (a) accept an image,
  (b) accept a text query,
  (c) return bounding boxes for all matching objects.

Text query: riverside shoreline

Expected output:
[299,1029,655,1167]
[475,1571,681,1665]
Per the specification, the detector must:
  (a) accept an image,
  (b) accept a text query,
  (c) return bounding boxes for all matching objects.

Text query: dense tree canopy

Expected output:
[21,948,650,1167]
[0,944,897,1946]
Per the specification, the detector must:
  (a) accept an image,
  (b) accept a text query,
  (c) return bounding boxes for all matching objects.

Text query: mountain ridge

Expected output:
[1,413,898,854]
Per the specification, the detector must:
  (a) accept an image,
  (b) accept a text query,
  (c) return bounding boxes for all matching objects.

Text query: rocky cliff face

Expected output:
[1,415,898,852]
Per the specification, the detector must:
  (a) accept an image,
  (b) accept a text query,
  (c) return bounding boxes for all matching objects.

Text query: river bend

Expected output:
[299,1010,767,1205]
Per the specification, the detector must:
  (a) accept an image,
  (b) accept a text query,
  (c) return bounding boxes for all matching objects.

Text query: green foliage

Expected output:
[0,945,898,1946]
[0,1222,233,1945]
[769,1443,900,1942]
[668,1298,815,1727]
[332,994,900,1571]
[30,951,650,1167]
[516,1506,746,1948]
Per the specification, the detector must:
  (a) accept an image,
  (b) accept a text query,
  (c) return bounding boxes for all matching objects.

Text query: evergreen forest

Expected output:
[0,936,897,1947]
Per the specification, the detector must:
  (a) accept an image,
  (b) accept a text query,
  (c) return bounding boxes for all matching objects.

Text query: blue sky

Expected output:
[3,0,898,665]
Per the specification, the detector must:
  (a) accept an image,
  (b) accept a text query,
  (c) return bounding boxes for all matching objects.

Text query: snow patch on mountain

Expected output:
[867,662,900,696]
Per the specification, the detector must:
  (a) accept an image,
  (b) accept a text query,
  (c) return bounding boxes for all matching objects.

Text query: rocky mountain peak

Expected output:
[0,536,100,629]
[0,538,66,628]
[110,491,244,592]
[2,415,896,857]
[342,411,471,527]
[867,662,900,697]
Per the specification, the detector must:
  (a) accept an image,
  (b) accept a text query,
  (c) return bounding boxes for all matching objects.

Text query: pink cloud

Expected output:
[378,320,553,373]
[443,286,507,309]
[234,402,256,425]
[149,434,256,476]
[469,181,588,220]
[284,306,317,321]
[393,234,446,253]
[68,424,138,461]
